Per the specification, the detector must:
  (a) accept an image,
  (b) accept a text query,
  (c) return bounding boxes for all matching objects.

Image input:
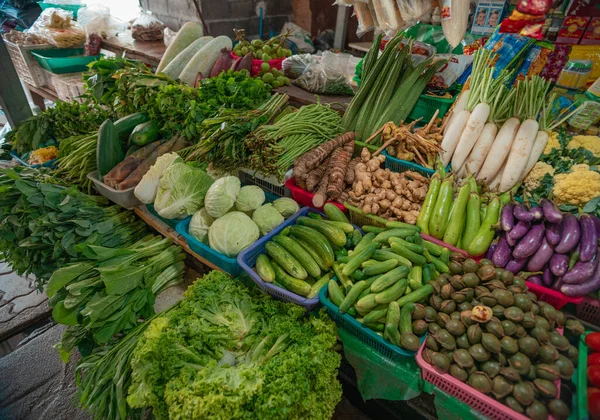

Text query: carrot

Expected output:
[476,117,520,183]
[519,130,549,182]
[459,122,497,177]
[440,110,470,167]
[499,119,539,192]
[451,102,490,173]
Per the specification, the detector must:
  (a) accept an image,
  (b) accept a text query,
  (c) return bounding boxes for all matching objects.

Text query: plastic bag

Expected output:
[25,8,85,48]
[397,0,434,24]
[354,1,376,36]
[294,51,355,96]
[372,0,405,32]
[428,54,473,91]
[281,22,314,53]
[440,0,470,48]
[131,10,165,41]
[79,4,126,39]
[163,27,176,47]
[282,54,320,78]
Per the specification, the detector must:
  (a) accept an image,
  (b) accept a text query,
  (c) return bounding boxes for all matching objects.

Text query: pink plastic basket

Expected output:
[416,331,562,420]
[526,281,583,310]
[230,52,284,77]
[421,234,482,262]
[285,178,346,213]
[576,296,600,326]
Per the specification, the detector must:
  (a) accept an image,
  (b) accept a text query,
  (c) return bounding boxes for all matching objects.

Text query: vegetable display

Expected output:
[420,257,583,419]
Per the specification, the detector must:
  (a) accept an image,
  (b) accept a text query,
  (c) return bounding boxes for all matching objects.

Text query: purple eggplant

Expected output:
[508,221,531,241]
[526,237,555,271]
[501,204,515,232]
[486,242,498,260]
[506,258,527,274]
[513,224,546,259]
[593,215,600,237]
[514,204,534,222]
[542,268,553,287]
[579,214,598,262]
[555,213,580,254]
[561,258,600,297]
[549,253,569,276]
[492,236,511,268]
[540,199,563,224]
[553,276,564,290]
[562,252,598,284]
[530,206,543,221]
[507,234,517,247]
[527,275,542,285]
[546,223,562,245]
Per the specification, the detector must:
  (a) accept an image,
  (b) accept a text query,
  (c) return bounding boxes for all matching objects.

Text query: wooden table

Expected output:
[26,84,58,111]
[348,42,371,54]
[274,85,352,114]
[102,32,166,68]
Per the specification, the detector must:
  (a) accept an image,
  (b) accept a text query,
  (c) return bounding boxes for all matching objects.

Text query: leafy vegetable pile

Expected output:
[126,271,342,419]
[0,168,147,286]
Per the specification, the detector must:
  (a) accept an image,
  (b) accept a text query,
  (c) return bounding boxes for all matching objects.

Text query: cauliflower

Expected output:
[568,135,600,157]
[571,163,590,172]
[523,162,555,190]
[543,131,560,155]
[553,170,600,206]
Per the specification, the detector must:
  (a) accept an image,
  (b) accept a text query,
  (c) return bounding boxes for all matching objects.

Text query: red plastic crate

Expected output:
[421,234,481,262]
[230,52,284,77]
[285,178,346,213]
[526,281,583,310]
[576,296,600,326]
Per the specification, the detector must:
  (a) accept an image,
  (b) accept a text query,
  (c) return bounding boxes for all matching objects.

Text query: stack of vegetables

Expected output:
[420,257,583,419]
[490,200,600,298]
[342,33,445,141]
[76,271,342,420]
[416,168,509,256]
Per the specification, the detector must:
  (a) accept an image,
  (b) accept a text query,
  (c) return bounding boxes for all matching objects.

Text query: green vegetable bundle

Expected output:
[53,133,97,193]
[0,168,147,287]
[123,271,341,420]
[48,235,186,360]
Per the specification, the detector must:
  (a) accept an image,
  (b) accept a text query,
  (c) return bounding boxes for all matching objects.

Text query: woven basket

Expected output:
[3,38,53,87]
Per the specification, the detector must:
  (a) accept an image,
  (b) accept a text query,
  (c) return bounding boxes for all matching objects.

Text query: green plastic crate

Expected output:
[38,2,84,18]
[30,48,100,74]
[406,94,456,124]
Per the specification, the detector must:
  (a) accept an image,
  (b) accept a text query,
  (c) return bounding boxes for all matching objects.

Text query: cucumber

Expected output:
[363,274,383,289]
[363,306,390,323]
[351,270,365,281]
[336,255,350,264]
[324,203,350,223]
[399,302,415,333]
[272,235,321,278]
[422,264,434,282]
[359,319,385,332]
[308,212,323,219]
[361,260,379,267]
[339,280,368,313]
[375,278,408,304]
[408,266,422,291]
[363,259,398,276]
[336,248,348,258]
[370,266,410,293]
[390,243,427,266]
[308,272,333,298]
[129,121,159,146]
[272,261,311,297]
[386,221,421,232]
[295,238,328,271]
[397,285,434,308]
[351,229,363,247]
[384,301,401,345]
[323,220,354,234]
[389,237,424,254]
[423,240,444,256]
[362,225,386,233]
[114,113,148,140]
[440,247,450,264]
[372,250,412,267]
[356,293,379,312]
[328,280,345,306]
[342,243,378,276]
[423,249,449,273]
[333,263,354,294]
[345,235,352,249]
[289,225,335,268]
[97,119,123,180]
[353,232,376,254]
[265,242,308,280]
[373,228,415,243]
[297,216,347,247]
[255,254,275,282]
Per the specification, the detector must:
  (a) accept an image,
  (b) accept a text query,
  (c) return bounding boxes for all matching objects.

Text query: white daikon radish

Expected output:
[451,102,490,172]
[476,117,520,183]
[458,122,497,177]
[444,90,470,135]
[499,119,539,192]
[489,166,504,191]
[518,130,549,182]
[440,109,470,167]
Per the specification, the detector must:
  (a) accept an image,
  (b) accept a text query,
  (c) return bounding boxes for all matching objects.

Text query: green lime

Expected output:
[251,39,263,47]
[262,45,272,54]
[261,62,271,72]
[233,46,242,57]
[262,53,272,62]
[272,80,283,88]
[262,72,275,83]
[285,49,292,57]
[283,77,291,86]
[241,46,249,56]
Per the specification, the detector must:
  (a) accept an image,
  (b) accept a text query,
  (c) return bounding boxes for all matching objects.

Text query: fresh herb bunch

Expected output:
[0,168,147,287]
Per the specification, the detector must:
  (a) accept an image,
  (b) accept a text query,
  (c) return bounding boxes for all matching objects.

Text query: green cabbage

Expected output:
[208,211,259,257]
[235,185,265,213]
[189,208,215,244]
[272,197,300,218]
[154,163,214,220]
[252,203,284,236]
[134,153,182,204]
[204,176,241,218]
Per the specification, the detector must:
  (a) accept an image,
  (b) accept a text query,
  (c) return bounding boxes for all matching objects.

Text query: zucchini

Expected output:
[328,280,345,306]
[342,243,378,276]
[363,259,398,276]
[389,237,424,254]
[297,216,347,247]
[390,243,427,266]
[397,285,434,308]
[272,235,321,278]
[114,113,148,140]
[408,266,422,291]
[324,203,350,223]
[265,242,308,280]
[339,280,368,313]
[308,272,333,299]
[156,21,204,73]
[323,220,354,234]
[373,228,414,243]
[372,250,412,267]
[130,121,159,146]
[272,261,311,297]
[97,119,123,179]
[399,302,415,333]
[376,278,408,304]
[384,301,401,346]
[289,225,335,268]
[370,266,410,293]
[295,238,328,271]
[255,254,275,283]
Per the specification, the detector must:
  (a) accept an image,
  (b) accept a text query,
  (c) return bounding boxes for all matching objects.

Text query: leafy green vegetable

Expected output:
[127,271,342,420]
[208,212,259,257]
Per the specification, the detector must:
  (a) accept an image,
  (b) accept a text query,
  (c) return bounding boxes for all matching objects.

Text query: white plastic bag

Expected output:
[131,10,165,41]
[371,0,405,32]
[354,1,376,36]
[281,22,314,53]
[25,8,85,48]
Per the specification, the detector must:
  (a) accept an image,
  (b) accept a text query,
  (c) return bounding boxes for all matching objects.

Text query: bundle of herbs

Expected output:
[54,133,98,193]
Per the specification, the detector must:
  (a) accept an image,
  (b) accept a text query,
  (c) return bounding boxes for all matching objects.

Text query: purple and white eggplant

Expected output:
[530,206,543,221]
[561,257,600,296]
[486,242,497,260]
[492,236,511,268]
[526,237,555,272]
[555,213,580,254]
[506,258,527,274]
[513,204,534,222]
[527,275,542,286]
[545,222,562,246]
[562,252,598,284]
[501,204,515,232]
[513,224,545,259]
[540,199,563,224]
[508,221,531,241]
[549,253,569,277]
[579,214,598,262]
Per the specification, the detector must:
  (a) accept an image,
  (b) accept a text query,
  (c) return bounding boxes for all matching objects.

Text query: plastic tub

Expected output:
[87,171,140,209]
[421,234,479,261]
[526,281,583,310]
[230,52,284,77]
[30,48,100,74]
[285,178,346,213]
[383,151,435,177]
[238,168,292,198]
[406,94,456,124]
[345,205,387,228]
[146,204,179,229]
[576,296,600,326]
[237,207,322,311]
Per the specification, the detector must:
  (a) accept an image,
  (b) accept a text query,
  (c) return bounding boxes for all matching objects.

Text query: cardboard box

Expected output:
[581,16,600,45]
[471,0,508,35]
[556,15,591,44]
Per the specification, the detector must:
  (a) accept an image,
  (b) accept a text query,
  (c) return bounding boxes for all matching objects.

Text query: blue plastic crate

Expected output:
[382,151,435,177]
[10,150,56,169]
[237,207,321,311]
[319,277,426,360]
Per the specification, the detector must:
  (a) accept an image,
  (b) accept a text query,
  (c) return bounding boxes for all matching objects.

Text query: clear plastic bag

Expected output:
[354,1,376,37]
[397,0,434,24]
[294,51,355,96]
[163,28,176,47]
[131,10,165,41]
[282,54,321,78]
[25,8,85,48]
[371,0,405,32]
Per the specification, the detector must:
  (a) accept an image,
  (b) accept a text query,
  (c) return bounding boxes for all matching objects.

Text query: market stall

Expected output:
[1,0,600,418]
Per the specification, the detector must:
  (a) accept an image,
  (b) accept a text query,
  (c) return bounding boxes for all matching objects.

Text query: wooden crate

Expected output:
[3,38,52,88]
[44,70,86,103]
